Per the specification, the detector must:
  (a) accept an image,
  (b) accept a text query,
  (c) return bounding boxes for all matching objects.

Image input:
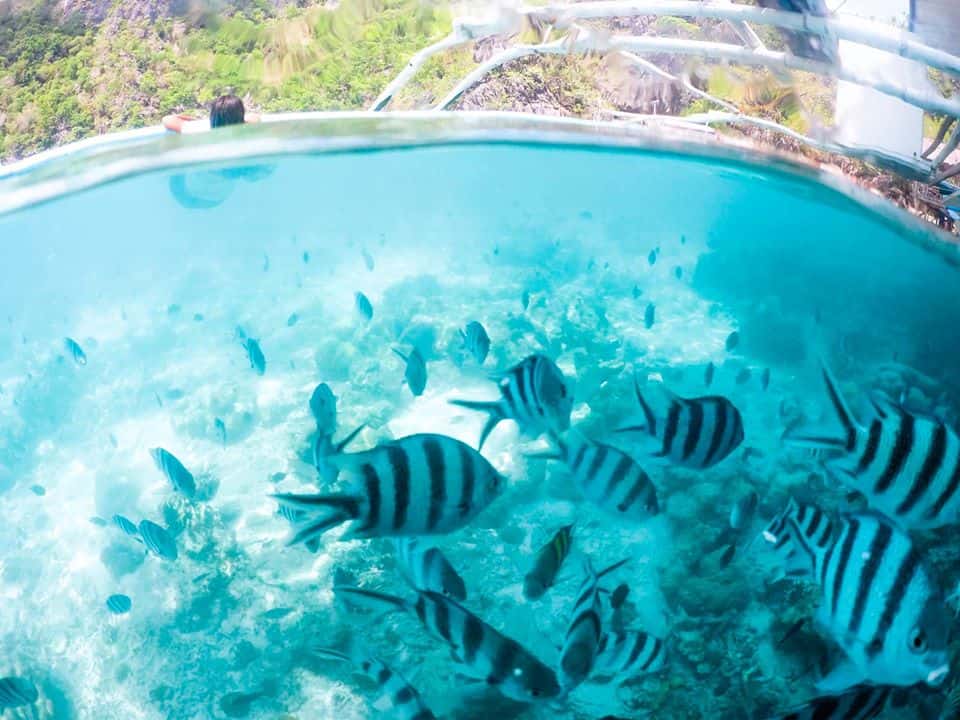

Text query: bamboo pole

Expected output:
[536,0,960,76]
[435,31,960,118]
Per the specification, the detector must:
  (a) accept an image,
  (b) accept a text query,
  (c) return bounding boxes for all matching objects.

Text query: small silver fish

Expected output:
[243,338,265,375]
[361,248,375,271]
[214,418,227,446]
[647,250,656,266]
[309,383,338,435]
[106,594,132,614]
[725,331,740,351]
[704,362,715,387]
[150,447,196,499]
[735,367,752,385]
[522,290,531,311]
[393,347,427,397]
[64,337,87,366]
[355,292,373,322]
[644,303,655,329]
[286,313,299,327]
[730,491,758,532]
[761,367,771,391]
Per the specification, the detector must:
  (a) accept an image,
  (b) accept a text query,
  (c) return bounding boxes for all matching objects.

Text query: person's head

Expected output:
[210,95,245,128]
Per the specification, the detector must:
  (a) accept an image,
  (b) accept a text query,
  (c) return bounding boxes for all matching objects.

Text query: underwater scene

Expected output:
[2,125,960,720]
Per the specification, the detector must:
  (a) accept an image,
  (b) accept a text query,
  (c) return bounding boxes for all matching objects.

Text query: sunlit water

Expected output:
[1,115,959,720]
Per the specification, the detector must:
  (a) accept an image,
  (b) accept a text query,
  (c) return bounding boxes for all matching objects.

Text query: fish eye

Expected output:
[531,689,541,698]
[908,628,927,654]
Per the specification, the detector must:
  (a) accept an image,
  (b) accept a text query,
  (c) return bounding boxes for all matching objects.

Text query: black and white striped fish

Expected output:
[459,321,490,365]
[273,433,504,548]
[450,354,572,450]
[312,643,436,720]
[333,585,561,702]
[766,510,949,691]
[523,523,574,600]
[768,685,891,720]
[393,348,427,397]
[785,366,960,530]
[559,559,603,691]
[534,436,659,522]
[394,537,466,601]
[760,498,835,580]
[0,677,38,709]
[592,630,666,682]
[139,520,178,561]
[620,380,744,469]
[150,447,196,499]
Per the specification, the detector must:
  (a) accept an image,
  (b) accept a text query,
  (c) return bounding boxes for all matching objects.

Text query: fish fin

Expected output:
[333,585,408,616]
[815,658,867,695]
[458,329,467,343]
[526,450,563,461]
[448,399,506,450]
[596,557,629,580]
[632,376,658,434]
[781,427,849,450]
[310,647,352,664]
[392,348,409,364]
[332,424,366,454]
[304,538,321,554]
[821,362,862,436]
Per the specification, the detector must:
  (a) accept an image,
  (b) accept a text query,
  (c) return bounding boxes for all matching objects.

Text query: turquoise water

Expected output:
[1,117,960,719]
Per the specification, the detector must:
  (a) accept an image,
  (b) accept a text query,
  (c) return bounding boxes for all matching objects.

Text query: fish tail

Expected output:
[272,493,361,548]
[332,424,366,454]
[311,647,353,664]
[333,585,409,615]
[596,557,629,580]
[448,399,506,450]
[633,375,657,435]
[784,363,859,450]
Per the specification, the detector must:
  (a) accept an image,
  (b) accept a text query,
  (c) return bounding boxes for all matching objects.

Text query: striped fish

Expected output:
[273,433,504,548]
[593,631,666,682]
[459,321,490,365]
[106,594,132,615]
[450,353,573,450]
[113,514,142,542]
[537,436,659,522]
[760,498,835,580]
[0,677,38,709]
[523,523,574,600]
[394,537,467,601]
[150,447,196,499]
[312,643,436,720]
[559,560,603,691]
[768,510,949,691]
[785,366,960,530]
[620,380,744,469]
[393,348,427,397]
[333,585,561,702]
[768,685,891,720]
[139,520,178,561]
